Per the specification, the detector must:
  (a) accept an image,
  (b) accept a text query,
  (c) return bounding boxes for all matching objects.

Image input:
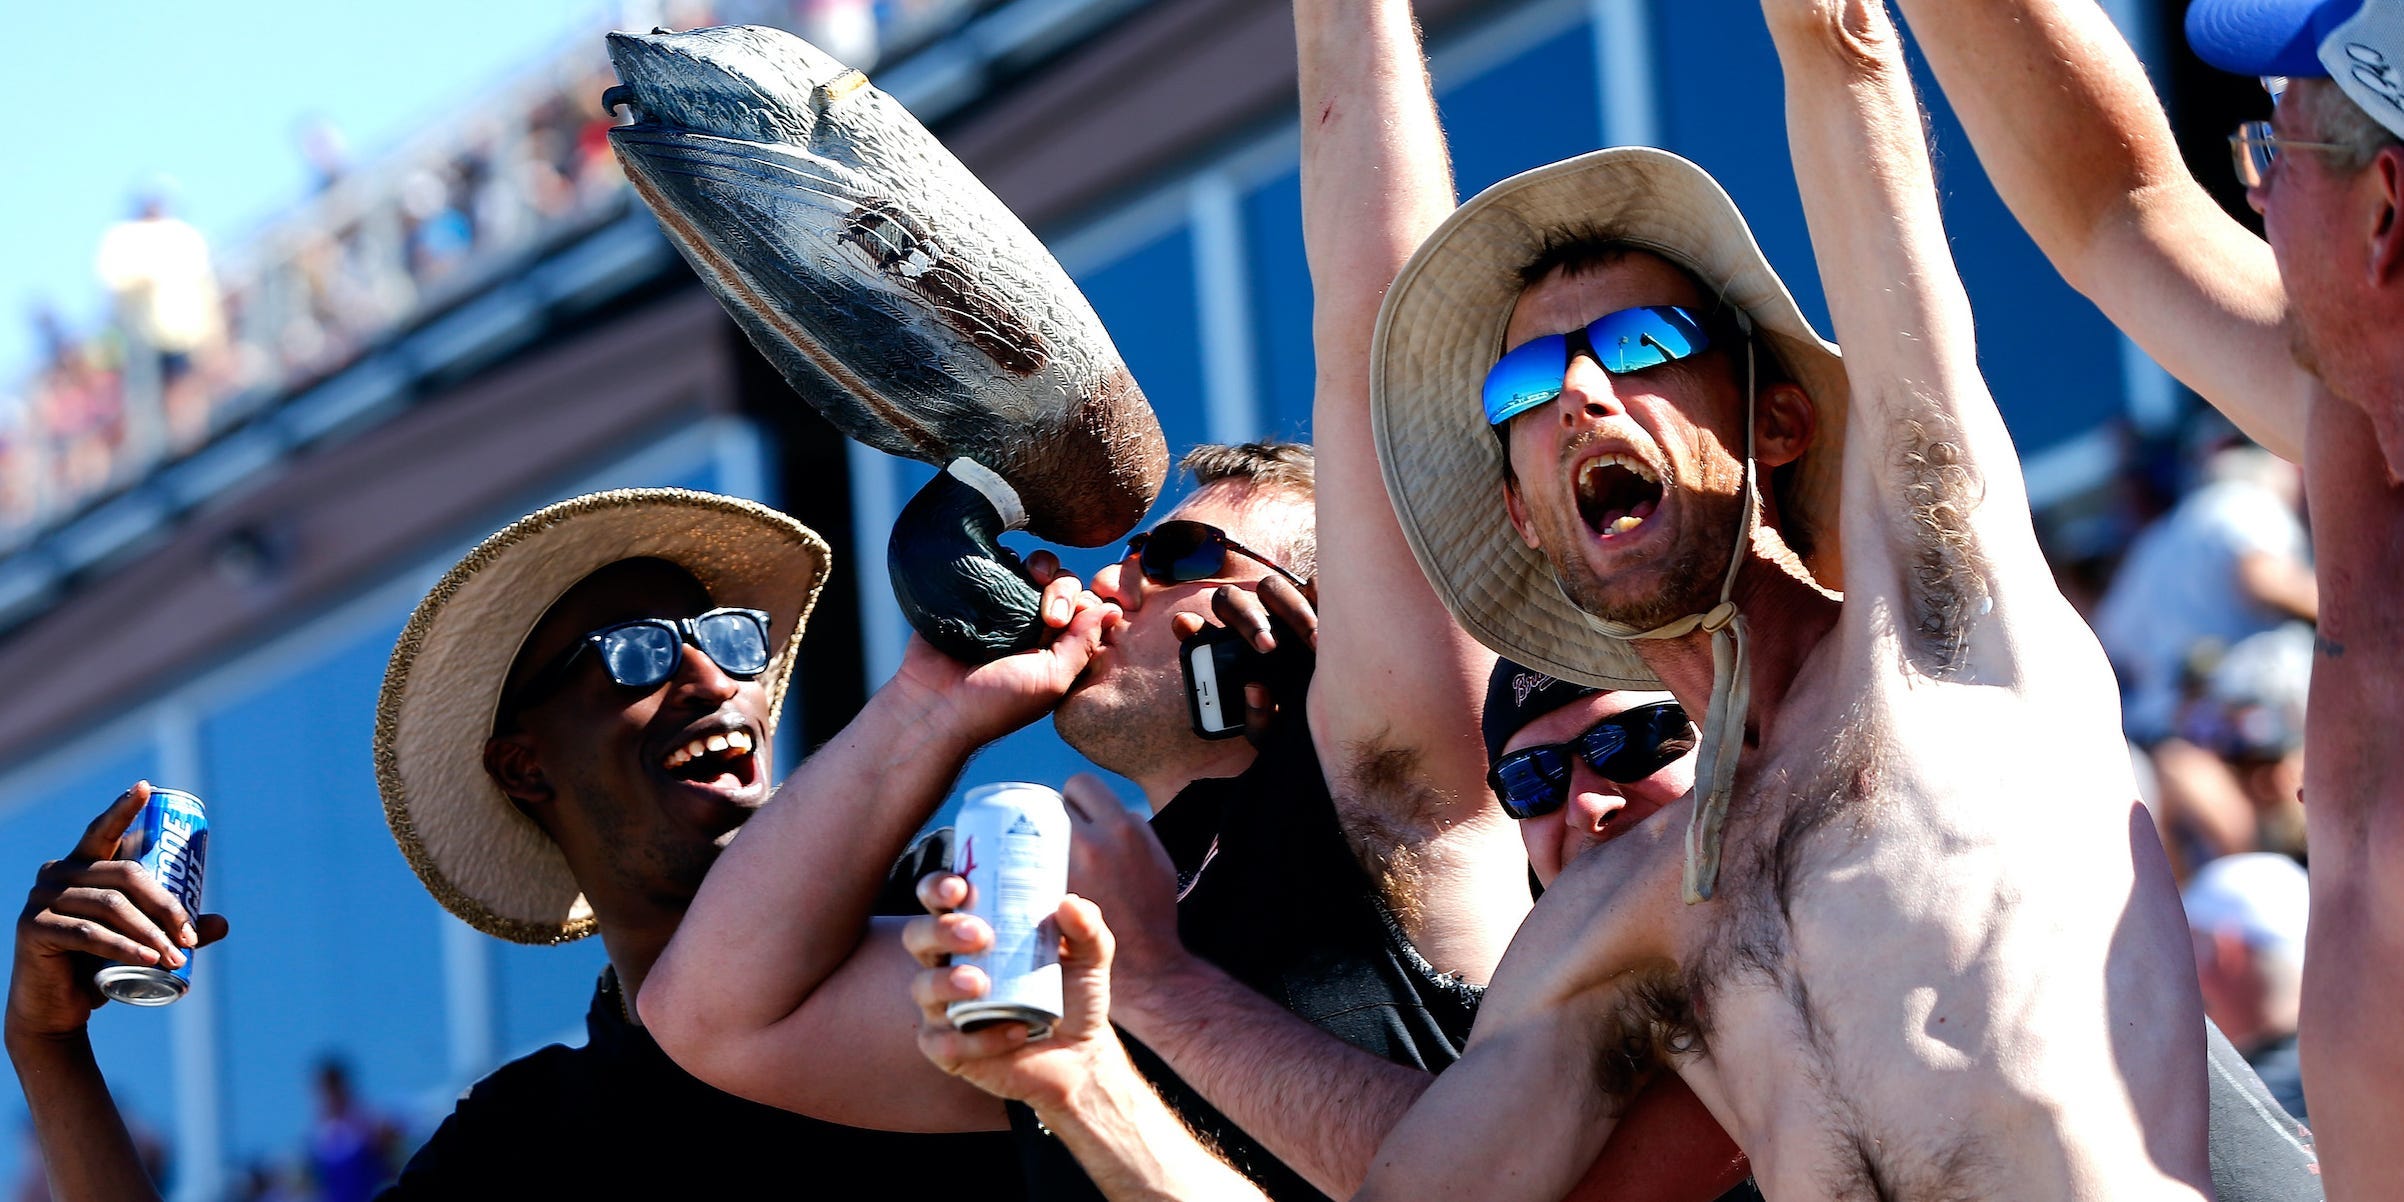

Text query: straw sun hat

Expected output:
[1372,146,1849,690]
[374,488,830,944]
[1370,147,1851,900]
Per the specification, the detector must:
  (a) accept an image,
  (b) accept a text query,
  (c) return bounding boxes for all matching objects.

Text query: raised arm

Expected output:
[1767,0,2082,672]
[7,785,227,1202]
[1889,0,2310,460]
[1298,0,1521,977]
[639,582,1108,1131]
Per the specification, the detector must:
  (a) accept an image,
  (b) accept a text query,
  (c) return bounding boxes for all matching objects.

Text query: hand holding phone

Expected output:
[1177,576,1317,735]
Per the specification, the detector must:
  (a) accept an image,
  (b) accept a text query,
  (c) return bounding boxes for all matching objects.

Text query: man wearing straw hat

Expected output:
[929,1,2221,1198]
[0,488,1022,1199]
[0,483,1038,1197]
[364,487,1024,1194]
[1339,0,2216,1193]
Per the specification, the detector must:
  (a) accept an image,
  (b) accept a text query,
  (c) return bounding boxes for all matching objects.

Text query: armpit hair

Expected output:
[1334,739,1445,933]
[1593,964,1701,1110]
[1891,410,1990,675]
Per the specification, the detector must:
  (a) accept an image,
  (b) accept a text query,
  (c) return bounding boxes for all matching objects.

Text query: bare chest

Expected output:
[2300,440,2404,840]
[1655,682,2190,1199]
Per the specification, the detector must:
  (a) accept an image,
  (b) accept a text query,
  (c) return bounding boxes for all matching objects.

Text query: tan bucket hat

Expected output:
[374,488,830,944]
[1372,146,1848,688]
[1371,147,1850,899]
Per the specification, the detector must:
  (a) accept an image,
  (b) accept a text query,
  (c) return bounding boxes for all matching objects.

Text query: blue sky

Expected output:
[0,0,617,387]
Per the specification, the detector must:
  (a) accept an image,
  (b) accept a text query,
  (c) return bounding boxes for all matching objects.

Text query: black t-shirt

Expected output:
[382,969,1025,1200]
[2239,1027,2309,1125]
[1013,725,1481,1201]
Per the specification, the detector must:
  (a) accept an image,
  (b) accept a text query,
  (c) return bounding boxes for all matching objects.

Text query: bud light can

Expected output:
[93,787,208,1006]
[947,782,1071,1040]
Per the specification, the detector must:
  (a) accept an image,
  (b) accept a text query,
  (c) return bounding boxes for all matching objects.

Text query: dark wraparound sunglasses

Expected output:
[1127,520,1307,589]
[1487,700,1696,820]
[1482,305,1714,427]
[510,607,773,710]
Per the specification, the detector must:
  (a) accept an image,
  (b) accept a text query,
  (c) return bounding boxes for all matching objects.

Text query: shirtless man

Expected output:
[1352,3,2212,1193]
[921,0,2216,1196]
[1877,0,2404,1191]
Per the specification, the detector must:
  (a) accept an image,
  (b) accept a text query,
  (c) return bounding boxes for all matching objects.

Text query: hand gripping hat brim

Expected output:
[374,488,830,944]
[1371,146,1849,689]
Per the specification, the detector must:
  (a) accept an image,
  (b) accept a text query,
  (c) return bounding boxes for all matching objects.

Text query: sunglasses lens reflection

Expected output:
[600,625,680,688]
[1481,334,1573,425]
[1137,522,1229,584]
[1494,750,1570,819]
[696,613,770,676]
[1587,308,1707,374]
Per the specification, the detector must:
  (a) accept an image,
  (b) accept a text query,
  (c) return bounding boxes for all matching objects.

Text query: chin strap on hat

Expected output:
[1570,321,1759,902]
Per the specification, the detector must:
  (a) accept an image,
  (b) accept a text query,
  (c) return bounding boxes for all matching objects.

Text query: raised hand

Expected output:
[8,783,230,1042]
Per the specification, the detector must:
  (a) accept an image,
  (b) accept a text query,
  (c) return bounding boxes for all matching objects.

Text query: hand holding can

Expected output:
[90,785,209,1006]
[945,783,1071,1040]
[9,784,224,1039]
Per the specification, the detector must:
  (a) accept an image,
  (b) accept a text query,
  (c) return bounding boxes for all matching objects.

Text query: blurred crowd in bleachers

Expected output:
[2039,420,2320,1119]
[0,0,990,556]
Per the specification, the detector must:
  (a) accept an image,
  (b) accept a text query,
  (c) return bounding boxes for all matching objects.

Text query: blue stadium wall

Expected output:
[0,0,2177,1194]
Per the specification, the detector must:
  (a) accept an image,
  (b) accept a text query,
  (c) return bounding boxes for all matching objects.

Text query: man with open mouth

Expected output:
[5,488,1030,1198]
[899,0,2242,1198]
[371,488,1031,1195]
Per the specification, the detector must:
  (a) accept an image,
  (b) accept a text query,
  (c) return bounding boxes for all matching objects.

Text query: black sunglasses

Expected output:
[1487,700,1695,820]
[1126,520,1307,589]
[509,607,774,710]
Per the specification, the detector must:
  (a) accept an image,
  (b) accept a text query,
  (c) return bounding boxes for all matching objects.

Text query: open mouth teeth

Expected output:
[662,729,758,786]
[1576,454,1664,539]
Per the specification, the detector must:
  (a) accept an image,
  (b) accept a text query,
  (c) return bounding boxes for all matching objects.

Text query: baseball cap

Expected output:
[1480,659,1604,765]
[2187,0,2404,139]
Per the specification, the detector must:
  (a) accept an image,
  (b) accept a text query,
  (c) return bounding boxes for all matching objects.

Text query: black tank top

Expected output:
[1012,724,1481,1200]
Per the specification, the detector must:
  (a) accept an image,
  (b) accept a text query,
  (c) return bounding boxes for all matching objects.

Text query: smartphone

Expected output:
[1184,627,1251,739]
[1181,617,1311,740]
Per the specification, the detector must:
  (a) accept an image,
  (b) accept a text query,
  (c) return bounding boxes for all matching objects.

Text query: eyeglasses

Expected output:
[1482,306,1713,427]
[510,607,773,709]
[2228,120,2355,189]
[1486,700,1695,821]
[1126,520,1307,589]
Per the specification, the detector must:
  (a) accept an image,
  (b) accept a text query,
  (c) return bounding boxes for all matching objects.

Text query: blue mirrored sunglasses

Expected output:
[1481,306,1712,427]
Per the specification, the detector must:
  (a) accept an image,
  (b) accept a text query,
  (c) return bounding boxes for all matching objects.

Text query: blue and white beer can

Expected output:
[93,787,209,1007]
[947,782,1071,1040]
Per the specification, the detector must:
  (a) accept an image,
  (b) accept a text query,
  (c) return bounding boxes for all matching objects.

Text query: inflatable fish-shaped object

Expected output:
[604,25,1168,660]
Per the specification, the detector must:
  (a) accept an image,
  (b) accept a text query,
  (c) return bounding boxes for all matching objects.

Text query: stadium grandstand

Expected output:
[0,0,2283,1196]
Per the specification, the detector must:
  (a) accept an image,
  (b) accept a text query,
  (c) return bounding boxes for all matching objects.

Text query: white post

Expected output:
[1188,171,1262,445]
[439,916,497,1084]
[152,704,223,1202]
[1591,0,1659,148]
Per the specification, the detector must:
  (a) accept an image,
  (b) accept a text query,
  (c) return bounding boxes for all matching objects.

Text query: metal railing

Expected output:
[0,0,1007,558]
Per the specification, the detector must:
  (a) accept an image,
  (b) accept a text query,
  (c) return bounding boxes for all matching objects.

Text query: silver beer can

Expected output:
[93,787,209,1007]
[946,782,1071,1040]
